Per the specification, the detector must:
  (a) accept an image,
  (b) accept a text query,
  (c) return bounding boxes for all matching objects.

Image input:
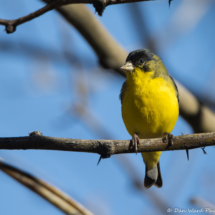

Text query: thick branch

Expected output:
[0,0,151,33]
[0,132,215,157]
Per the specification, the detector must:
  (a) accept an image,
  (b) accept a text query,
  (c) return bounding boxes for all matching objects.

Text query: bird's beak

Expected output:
[121,62,134,71]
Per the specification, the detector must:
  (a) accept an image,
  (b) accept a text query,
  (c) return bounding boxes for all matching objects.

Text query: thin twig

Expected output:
[0,160,94,215]
[0,131,215,158]
[0,0,151,33]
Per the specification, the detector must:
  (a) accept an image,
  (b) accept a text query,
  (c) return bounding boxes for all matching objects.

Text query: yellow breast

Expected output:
[122,68,179,139]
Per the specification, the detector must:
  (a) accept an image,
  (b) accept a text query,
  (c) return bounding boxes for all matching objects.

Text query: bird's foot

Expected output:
[163,132,174,146]
[131,133,139,154]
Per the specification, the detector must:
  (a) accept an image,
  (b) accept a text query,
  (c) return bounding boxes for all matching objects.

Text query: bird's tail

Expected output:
[144,162,163,189]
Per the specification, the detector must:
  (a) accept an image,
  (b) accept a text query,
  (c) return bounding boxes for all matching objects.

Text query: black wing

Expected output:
[169,76,179,104]
[119,81,128,104]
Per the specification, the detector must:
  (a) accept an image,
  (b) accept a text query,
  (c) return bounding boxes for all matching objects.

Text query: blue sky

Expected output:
[0,0,215,214]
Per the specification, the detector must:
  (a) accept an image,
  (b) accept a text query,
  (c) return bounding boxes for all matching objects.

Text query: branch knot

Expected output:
[97,140,114,158]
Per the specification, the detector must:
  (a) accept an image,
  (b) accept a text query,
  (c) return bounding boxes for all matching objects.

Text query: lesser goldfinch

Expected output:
[120,49,179,188]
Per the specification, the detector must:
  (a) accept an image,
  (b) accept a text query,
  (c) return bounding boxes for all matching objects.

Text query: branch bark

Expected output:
[0,131,214,158]
[0,159,94,215]
[0,0,151,33]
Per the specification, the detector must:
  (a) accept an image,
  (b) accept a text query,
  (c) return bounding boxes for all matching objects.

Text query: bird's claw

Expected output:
[163,132,174,146]
[131,134,139,154]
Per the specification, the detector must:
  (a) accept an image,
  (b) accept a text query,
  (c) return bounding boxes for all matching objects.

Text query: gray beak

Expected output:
[120,62,134,71]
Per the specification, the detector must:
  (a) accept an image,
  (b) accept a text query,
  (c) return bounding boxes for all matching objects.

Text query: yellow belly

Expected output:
[122,74,179,169]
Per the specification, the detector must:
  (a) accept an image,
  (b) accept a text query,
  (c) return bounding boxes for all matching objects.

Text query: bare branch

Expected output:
[0,0,151,33]
[190,197,215,209]
[0,160,94,215]
[0,131,215,158]
[0,0,65,33]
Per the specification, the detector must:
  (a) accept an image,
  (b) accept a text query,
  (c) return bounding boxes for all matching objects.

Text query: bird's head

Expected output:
[121,49,168,77]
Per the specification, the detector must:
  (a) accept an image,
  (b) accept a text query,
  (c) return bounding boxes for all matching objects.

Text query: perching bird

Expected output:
[120,49,179,188]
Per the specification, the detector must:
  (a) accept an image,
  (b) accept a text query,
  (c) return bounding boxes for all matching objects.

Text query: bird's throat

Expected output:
[126,68,153,89]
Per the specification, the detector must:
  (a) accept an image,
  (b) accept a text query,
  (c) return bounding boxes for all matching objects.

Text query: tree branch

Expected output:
[0,159,94,215]
[190,197,215,209]
[0,131,214,158]
[0,0,151,33]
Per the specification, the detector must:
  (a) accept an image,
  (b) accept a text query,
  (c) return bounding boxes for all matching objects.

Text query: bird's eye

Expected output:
[139,59,144,64]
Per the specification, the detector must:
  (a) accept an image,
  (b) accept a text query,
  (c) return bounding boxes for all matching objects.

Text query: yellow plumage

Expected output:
[120,49,179,188]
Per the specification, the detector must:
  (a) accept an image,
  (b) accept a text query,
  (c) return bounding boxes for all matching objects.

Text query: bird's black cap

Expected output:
[126,49,155,63]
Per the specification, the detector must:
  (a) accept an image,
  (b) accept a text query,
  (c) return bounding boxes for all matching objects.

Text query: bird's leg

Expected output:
[131,133,139,154]
[163,132,174,146]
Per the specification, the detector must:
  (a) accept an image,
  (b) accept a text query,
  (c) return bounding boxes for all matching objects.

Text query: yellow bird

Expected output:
[120,49,179,188]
